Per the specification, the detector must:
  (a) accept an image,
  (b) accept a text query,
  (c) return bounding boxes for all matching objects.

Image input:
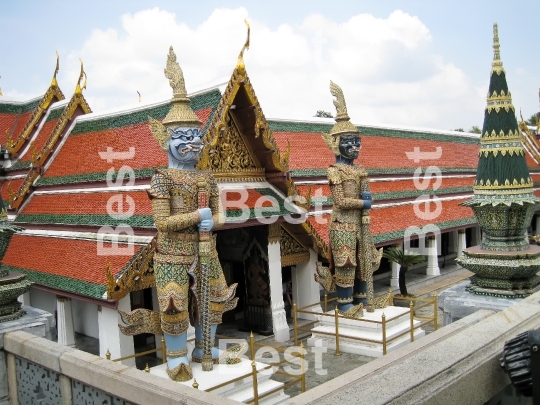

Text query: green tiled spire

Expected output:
[466,23,537,207]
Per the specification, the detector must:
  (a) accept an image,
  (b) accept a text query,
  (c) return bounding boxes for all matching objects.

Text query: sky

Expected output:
[1,1,539,131]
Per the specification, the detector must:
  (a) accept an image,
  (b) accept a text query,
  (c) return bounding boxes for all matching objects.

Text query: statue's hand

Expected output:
[361,191,372,209]
[198,207,212,221]
[199,218,214,232]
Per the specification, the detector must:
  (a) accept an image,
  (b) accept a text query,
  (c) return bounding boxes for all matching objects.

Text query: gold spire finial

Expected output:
[164,46,186,97]
[237,19,250,72]
[330,81,350,123]
[161,46,201,129]
[137,91,141,102]
[491,23,504,75]
[51,51,60,87]
[75,59,87,95]
[322,81,360,156]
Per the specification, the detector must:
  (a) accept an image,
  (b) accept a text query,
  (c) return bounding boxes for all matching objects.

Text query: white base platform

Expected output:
[307,306,425,357]
[149,343,289,404]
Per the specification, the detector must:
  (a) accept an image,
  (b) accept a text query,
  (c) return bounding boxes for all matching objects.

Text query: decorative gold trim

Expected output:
[106,238,157,301]
[280,226,309,266]
[268,222,281,245]
[166,348,188,358]
[474,177,532,189]
[9,85,91,209]
[7,55,66,153]
[478,147,524,158]
[486,89,514,113]
[197,26,289,177]
[491,23,505,76]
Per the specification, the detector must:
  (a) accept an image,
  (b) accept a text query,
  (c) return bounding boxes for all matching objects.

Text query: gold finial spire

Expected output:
[236,19,250,73]
[75,59,87,95]
[161,46,201,129]
[322,81,360,156]
[51,51,60,87]
[137,91,141,102]
[491,23,504,75]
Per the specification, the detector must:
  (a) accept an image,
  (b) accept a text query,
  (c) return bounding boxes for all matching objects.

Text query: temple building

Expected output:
[1,40,539,364]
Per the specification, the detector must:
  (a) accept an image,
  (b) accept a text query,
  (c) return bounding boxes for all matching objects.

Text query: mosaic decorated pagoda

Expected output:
[0,201,30,322]
[456,23,540,297]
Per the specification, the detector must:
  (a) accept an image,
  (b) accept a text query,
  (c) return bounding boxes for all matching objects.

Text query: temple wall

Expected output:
[71,300,98,340]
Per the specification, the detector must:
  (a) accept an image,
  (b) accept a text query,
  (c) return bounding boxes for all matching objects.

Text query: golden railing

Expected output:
[209,333,306,405]
[106,336,167,371]
[293,291,438,356]
[106,332,306,404]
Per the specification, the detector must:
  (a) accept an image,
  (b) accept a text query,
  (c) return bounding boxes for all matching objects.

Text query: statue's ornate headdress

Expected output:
[322,81,361,156]
[149,46,201,151]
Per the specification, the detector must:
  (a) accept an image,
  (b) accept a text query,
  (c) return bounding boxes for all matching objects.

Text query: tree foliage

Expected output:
[315,110,333,118]
[525,113,540,126]
[382,248,426,296]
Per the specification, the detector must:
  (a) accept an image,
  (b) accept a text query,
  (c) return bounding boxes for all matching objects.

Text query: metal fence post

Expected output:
[251,360,259,405]
[293,303,298,346]
[334,308,341,356]
[410,301,415,342]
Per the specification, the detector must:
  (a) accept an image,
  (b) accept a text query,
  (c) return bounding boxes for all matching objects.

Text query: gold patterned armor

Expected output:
[328,164,370,288]
[149,168,238,335]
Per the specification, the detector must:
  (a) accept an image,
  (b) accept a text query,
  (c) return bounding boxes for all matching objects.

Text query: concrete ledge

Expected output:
[285,292,540,405]
[4,331,74,373]
[4,330,241,405]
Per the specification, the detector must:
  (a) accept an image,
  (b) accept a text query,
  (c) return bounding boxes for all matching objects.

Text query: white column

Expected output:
[536,216,540,236]
[98,295,135,367]
[472,226,482,247]
[267,240,289,342]
[292,248,322,320]
[390,243,401,288]
[457,229,467,257]
[56,297,75,347]
[17,291,31,306]
[426,237,440,276]
[448,231,459,254]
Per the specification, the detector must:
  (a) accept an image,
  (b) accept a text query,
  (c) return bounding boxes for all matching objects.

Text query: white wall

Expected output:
[72,300,99,339]
[29,288,56,317]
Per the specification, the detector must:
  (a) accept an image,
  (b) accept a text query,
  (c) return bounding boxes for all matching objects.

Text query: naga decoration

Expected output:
[316,81,383,317]
[118,46,244,382]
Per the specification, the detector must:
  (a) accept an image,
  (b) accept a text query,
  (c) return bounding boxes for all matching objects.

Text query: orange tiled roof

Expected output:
[39,90,220,186]
[308,197,476,246]
[2,234,142,298]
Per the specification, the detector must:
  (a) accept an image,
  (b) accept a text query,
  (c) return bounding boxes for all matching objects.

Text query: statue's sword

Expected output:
[360,177,374,312]
[197,178,213,371]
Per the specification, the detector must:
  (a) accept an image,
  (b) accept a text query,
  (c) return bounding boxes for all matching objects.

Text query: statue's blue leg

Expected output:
[353,279,367,305]
[193,323,220,359]
[337,286,354,312]
[163,332,189,368]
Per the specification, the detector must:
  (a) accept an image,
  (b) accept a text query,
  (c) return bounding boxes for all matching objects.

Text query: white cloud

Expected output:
[60,7,484,130]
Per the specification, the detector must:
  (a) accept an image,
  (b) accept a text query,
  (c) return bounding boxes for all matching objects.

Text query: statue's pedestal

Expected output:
[438,280,524,326]
[307,307,425,357]
[150,354,289,404]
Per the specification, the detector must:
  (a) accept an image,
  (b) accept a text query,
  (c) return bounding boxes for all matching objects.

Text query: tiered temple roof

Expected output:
[1,48,539,303]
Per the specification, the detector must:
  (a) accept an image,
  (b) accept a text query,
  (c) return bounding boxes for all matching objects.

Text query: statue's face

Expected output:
[168,127,203,165]
[338,135,361,160]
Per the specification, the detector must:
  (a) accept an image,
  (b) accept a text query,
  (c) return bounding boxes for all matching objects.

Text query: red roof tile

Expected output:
[42,106,214,180]
[2,234,142,285]
[274,132,480,170]
[20,190,153,215]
